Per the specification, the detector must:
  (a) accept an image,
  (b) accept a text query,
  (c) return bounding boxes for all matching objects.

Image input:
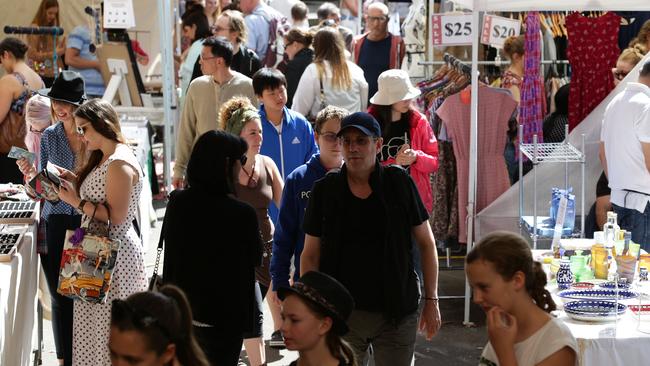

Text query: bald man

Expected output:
[353,2,405,102]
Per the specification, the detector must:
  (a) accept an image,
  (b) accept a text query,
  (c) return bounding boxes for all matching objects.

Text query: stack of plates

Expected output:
[564,300,626,322]
[558,288,638,301]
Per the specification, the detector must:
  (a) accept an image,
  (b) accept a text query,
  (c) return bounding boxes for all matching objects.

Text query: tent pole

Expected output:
[158,0,176,191]
[463,2,480,327]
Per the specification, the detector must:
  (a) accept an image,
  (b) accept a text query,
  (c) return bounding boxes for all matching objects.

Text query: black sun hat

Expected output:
[277,271,355,335]
[37,70,87,106]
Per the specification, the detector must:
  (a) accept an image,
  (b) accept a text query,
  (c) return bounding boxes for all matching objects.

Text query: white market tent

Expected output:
[447,0,650,324]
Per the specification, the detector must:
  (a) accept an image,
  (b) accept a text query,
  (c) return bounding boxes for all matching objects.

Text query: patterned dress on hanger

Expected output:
[566,12,620,131]
[72,145,147,365]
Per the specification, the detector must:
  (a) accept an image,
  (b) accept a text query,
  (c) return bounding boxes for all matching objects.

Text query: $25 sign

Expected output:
[431,14,473,46]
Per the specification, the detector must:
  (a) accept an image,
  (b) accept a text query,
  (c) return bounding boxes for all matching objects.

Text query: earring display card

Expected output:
[0,229,25,262]
[0,201,38,225]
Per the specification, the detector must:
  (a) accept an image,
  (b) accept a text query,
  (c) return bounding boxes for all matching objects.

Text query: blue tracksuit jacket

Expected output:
[270,154,327,290]
[260,105,318,222]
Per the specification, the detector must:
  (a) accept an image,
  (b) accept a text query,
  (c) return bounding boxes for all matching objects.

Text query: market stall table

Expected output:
[0,224,38,366]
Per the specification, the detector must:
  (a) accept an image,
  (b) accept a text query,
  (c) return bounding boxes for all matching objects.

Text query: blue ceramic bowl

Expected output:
[564,300,626,322]
[598,281,632,290]
[558,288,638,301]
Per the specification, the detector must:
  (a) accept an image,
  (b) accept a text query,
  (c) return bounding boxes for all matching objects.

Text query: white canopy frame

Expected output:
[448,0,650,326]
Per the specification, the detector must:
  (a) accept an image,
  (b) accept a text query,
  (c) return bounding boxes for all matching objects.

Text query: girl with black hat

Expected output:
[16,70,86,366]
[278,271,358,366]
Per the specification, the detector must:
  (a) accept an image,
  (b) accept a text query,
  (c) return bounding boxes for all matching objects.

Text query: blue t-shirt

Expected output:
[67,26,105,97]
[357,36,391,102]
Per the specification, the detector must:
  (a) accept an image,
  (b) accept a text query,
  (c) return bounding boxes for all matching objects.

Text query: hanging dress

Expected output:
[519,12,546,144]
[566,12,620,131]
[72,145,146,365]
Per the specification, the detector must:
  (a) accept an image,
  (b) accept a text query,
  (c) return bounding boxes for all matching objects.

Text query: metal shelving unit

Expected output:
[518,125,586,249]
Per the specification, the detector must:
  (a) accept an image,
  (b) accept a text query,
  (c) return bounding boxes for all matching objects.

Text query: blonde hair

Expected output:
[618,45,645,66]
[218,96,259,135]
[629,20,650,53]
[313,27,351,90]
[220,10,247,44]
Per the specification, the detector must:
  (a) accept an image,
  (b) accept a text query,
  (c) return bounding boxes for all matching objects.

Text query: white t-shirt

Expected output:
[479,318,578,366]
[600,82,650,213]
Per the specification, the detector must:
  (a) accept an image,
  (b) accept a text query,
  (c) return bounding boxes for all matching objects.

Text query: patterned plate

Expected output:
[599,281,632,290]
[628,304,650,315]
[564,300,626,322]
[571,282,595,289]
[558,288,638,301]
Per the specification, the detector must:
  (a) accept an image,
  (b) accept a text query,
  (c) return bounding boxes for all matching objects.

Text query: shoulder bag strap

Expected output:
[319,76,326,109]
[151,207,168,279]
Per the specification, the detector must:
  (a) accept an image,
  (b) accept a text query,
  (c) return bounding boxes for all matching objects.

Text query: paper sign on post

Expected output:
[103,0,136,29]
[431,14,473,46]
[481,14,521,48]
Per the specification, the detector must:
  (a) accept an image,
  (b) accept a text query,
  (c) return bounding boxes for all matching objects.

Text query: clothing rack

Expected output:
[418,59,570,66]
[442,53,472,74]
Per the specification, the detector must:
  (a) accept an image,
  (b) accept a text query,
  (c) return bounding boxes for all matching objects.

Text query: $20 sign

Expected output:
[481,14,521,48]
[431,14,473,46]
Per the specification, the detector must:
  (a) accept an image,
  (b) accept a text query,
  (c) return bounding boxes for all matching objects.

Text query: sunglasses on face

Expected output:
[76,124,89,136]
[319,132,340,144]
[614,70,629,81]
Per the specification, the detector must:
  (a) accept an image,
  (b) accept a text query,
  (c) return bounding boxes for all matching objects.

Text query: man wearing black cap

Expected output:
[301,112,441,365]
[601,60,650,251]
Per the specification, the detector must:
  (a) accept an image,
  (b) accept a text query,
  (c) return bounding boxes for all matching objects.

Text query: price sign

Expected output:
[481,14,521,48]
[431,14,473,46]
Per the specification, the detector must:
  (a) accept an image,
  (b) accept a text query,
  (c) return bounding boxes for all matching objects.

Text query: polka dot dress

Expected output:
[72,144,146,365]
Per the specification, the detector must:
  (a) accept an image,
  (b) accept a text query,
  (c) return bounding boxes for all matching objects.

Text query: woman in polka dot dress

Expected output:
[58,99,147,365]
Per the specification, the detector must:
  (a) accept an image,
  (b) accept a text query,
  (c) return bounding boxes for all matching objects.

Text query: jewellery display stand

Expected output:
[518,124,586,249]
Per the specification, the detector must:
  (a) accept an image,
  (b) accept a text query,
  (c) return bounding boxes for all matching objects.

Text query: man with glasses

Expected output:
[301,112,441,365]
[353,2,405,103]
[173,36,257,189]
[270,105,347,310]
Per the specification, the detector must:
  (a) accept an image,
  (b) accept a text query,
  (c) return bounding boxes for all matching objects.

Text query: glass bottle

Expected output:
[603,211,620,249]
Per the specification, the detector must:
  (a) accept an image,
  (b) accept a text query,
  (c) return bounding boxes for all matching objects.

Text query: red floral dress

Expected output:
[566,12,620,131]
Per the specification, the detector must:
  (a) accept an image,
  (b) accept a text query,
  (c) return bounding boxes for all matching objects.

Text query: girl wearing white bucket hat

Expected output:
[368,69,439,213]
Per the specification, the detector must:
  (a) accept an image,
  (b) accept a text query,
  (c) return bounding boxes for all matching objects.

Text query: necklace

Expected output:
[241,156,258,188]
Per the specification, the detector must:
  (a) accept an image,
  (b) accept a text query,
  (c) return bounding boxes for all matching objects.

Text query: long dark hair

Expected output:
[182,10,212,42]
[110,285,210,366]
[186,130,248,193]
[372,104,412,140]
[466,231,556,312]
[74,99,126,194]
[299,296,358,365]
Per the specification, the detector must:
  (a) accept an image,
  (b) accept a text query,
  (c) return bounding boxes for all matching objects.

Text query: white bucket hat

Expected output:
[369,69,421,105]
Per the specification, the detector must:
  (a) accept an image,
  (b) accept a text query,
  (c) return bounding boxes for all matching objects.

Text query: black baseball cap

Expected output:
[337,112,382,138]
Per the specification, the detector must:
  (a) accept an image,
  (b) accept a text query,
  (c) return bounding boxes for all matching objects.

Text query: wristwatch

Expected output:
[77,199,87,213]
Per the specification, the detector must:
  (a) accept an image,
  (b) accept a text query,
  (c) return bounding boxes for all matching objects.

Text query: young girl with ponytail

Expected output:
[109,285,210,366]
[466,231,577,366]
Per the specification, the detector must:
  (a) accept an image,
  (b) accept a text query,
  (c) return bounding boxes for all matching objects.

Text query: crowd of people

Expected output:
[4,1,650,366]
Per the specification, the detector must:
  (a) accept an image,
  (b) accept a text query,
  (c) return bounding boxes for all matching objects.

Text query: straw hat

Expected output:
[369,69,421,105]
